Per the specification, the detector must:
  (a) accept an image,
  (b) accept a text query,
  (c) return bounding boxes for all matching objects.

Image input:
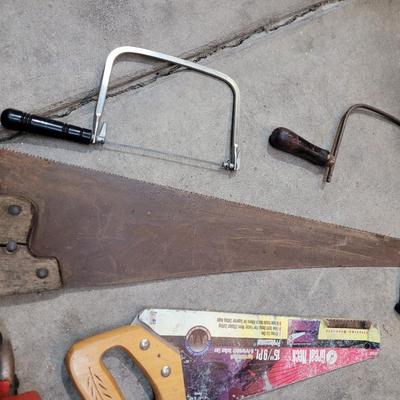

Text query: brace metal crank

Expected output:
[269,104,400,182]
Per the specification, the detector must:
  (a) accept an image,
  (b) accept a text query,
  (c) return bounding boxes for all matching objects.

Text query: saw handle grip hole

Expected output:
[102,347,154,399]
[66,324,186,400]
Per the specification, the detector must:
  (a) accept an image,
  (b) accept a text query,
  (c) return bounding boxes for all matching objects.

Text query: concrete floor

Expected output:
[1,0,399,399]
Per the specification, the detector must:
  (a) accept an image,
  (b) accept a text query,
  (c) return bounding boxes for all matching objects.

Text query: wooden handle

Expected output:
[1,109,93,144]
[65,324,186,400]
[269,127,332,167]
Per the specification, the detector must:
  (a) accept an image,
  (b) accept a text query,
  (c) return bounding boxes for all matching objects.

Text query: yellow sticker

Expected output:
[318,320,380,343]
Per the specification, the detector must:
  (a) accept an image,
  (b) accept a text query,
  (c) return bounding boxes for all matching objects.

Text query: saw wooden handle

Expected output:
[269,127,332,167]
[65,324,186,400]
[1,109,93,144]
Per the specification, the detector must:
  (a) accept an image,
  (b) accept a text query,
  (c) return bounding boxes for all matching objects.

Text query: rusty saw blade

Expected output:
[0,148,399,291]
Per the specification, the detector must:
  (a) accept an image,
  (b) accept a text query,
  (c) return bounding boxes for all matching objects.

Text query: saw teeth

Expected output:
[0,146,395,240]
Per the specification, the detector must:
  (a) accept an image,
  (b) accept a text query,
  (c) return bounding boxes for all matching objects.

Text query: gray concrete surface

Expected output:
[0,0,319,113]
[1,0,400,399]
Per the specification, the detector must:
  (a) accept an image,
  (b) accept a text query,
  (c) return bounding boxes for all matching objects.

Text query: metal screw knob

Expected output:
[6,240,17,253]
[36,268,49,279]
[139,338,150,350]
[8,205,21,216]
[161,366,171,377]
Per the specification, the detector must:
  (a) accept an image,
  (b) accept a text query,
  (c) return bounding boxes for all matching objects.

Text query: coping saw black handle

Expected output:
[269,127,332,167]
[396,285,400,315]
[1,108,93,144]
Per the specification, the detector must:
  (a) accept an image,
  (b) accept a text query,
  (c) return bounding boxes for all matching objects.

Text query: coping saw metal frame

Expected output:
[92,46,241,171]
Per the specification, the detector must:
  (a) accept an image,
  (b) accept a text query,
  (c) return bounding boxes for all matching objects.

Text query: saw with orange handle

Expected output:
[66,309,381,400]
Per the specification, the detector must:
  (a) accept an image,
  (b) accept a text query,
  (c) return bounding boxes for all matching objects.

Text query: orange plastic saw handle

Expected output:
[65,324,186,400]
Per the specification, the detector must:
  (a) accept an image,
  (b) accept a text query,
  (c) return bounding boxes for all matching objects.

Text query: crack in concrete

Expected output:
[1,0,347,127]
[192,0,346,63]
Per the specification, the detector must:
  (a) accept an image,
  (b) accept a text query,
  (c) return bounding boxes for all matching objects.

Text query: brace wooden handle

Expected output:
[66,324,186,400]
[1,109,93,144]
[269,127,332,167]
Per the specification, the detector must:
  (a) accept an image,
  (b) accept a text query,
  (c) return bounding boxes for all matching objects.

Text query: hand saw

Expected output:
[66,309,380,399]
[0,148,399,295]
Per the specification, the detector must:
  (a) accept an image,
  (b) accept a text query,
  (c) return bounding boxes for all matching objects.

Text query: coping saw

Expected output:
[0,148,399,296]
[0,46,240,171]
[66,308,380,399]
